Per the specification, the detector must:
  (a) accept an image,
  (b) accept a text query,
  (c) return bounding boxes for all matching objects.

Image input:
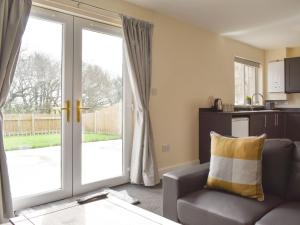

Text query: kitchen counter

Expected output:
[224,110,281,115]
[199,108,300,163]
[199,108,300,114]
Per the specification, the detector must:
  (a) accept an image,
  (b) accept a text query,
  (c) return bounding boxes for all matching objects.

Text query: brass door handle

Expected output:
[61,100,71,122]
[76,100,91,123]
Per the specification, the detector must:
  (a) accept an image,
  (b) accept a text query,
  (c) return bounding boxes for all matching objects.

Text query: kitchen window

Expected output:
[234,57,262,105]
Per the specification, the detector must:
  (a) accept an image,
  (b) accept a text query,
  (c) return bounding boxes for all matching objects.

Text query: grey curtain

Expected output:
[122,16,159,186]
[0,0,32,221]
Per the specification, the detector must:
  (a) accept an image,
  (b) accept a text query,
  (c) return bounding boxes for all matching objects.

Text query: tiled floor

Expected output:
[6,140,122,198]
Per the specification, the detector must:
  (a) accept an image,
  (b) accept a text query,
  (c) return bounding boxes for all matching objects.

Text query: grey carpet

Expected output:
[113,182,163,215]
[17,182,163,217]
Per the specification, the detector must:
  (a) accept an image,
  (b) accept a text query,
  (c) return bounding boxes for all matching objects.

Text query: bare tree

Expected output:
[82,63,122,110]
[4,52,122,114]
[4,52,61,113]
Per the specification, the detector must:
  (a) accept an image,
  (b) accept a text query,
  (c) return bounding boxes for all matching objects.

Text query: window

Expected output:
[234,57,261,105]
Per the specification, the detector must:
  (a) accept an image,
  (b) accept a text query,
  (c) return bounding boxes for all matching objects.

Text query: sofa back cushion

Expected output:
[262,139,294,197]
[287,142,300,200]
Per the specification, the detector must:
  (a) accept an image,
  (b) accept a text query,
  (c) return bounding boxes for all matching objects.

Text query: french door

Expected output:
[3,7,130,210]
[73,17,131,195]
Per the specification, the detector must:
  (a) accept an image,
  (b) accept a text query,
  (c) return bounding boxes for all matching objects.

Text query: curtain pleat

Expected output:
[122,16,159,186]
[0,0,32,221]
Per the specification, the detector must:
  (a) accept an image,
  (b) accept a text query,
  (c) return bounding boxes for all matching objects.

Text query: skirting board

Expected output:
[158,160,200,178]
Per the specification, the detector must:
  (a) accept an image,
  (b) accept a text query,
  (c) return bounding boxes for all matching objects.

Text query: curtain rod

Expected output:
[33,0,153,27]
[71,0,153,24]
[33,0,123,27]
[71,0,121,17]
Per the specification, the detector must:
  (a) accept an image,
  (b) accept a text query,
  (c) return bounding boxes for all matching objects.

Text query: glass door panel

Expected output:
[73,18,129,194]
[81,29,123,184]
[3,7,73,210]
[4,16,63,198]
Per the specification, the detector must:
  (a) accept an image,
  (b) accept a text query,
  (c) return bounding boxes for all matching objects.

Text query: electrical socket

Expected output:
[162,144,171,152]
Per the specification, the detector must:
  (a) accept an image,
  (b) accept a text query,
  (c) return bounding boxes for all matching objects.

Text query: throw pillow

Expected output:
[206,131,266,201]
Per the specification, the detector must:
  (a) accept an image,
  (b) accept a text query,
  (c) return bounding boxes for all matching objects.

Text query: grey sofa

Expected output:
[163,139,300,225]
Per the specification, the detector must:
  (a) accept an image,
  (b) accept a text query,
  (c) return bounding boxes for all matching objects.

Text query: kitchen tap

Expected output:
[251,93,264,106]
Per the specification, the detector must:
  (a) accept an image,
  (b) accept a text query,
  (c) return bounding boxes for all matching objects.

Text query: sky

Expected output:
[21,16,123,78]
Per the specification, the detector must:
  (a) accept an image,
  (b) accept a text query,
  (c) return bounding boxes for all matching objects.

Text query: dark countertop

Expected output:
[275,108,300,112]
[199,108,300,115]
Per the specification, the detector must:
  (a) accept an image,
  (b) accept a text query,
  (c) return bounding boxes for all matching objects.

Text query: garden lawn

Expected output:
[4,133,121,151]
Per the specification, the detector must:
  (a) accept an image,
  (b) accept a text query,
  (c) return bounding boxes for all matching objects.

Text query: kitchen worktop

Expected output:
[199,108,300,115]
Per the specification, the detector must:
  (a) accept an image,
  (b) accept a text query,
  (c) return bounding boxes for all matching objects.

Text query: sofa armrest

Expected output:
[162,163,210,221]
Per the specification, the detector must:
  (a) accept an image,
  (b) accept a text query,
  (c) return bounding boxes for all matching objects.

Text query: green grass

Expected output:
[4,133,121,151]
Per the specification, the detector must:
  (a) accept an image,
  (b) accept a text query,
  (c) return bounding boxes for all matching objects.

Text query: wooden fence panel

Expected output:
[3,103,122,136]
[82,103,122,135]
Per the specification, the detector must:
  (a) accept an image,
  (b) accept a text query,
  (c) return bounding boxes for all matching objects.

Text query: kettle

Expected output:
[214,98,223,111]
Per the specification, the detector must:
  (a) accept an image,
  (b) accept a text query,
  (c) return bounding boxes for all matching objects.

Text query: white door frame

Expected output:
[13,6,74,210]
[72,17,131,195]
[11,7,131,211]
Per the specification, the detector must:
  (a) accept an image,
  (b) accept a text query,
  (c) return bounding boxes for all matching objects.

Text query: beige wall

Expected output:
[44,0,265,169]
[287,47,300,57]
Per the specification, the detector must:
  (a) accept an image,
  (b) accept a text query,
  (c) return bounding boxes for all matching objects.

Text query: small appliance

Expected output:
[214,98,223,111]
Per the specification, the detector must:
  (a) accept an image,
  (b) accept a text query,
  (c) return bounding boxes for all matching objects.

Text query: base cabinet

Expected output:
[199,109,299,164]
[249,113,266,136]
[249,113,284,138]
[285,113,300,141]
[199,111,231,163]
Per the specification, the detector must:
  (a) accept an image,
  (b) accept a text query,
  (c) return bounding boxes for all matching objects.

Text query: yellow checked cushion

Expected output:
[206,132,266,201]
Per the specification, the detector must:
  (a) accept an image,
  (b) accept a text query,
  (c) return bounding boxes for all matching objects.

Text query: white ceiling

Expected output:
[124,0,300,50]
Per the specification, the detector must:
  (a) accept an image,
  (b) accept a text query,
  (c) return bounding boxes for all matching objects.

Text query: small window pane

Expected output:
[234,62,245,105]
[234,60,259,105]
[244,66,256,100]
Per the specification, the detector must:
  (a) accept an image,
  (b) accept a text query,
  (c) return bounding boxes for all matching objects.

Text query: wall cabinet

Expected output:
[268,61,285,93]
[285,57,300,93]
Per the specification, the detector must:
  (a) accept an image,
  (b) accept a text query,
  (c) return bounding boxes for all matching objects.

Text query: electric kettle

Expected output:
[214,98,223,111]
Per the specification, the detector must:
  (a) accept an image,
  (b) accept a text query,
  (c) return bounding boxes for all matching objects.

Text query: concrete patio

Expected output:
[6,139,122,198]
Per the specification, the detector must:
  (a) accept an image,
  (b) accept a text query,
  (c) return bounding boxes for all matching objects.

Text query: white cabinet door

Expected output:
[268,61,285,93]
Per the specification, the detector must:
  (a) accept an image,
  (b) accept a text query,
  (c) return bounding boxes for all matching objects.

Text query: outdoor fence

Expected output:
[3,103,122,136]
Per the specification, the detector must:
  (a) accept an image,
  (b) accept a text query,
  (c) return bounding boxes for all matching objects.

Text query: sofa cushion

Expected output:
[207,132,265,201]
[262,139,294,196]
[287,142,300,200]
[256,201,300,225]
[177,189,283,225]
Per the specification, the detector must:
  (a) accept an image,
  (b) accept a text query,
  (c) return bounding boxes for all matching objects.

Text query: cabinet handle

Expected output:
[265,115,267,128]
[274,114,277,127]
